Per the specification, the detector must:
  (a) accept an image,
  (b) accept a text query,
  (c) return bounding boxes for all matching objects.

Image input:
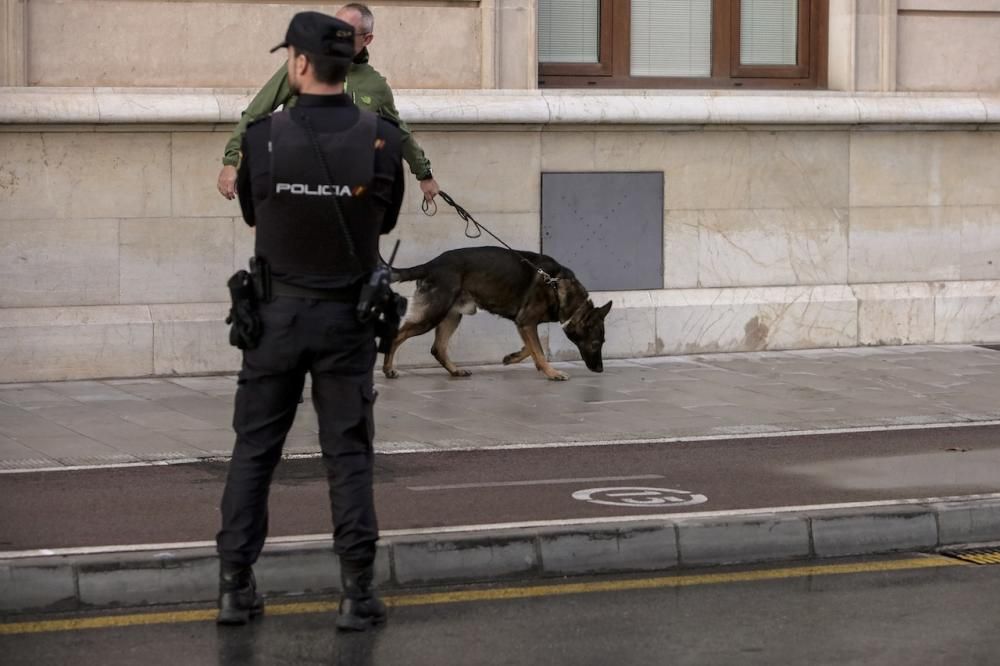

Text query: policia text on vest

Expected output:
[275,182,359,197]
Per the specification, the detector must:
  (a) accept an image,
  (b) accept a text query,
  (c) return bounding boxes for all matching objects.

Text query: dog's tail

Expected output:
[390,264,430,284]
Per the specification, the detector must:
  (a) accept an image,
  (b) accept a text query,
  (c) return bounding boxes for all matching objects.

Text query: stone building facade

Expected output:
[1,0,999,381]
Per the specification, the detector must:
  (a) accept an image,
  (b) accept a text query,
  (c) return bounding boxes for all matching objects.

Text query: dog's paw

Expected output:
[450,369,472,378]
[546,371,569,382]
[383,368,399,379]
[502,353,521,365]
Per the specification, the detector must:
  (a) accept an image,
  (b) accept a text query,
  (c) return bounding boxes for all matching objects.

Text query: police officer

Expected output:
[216,3,440,204]
[216,11,404,632]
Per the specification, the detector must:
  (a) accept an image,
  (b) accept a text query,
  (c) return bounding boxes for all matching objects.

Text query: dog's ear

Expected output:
[596,300,612,319]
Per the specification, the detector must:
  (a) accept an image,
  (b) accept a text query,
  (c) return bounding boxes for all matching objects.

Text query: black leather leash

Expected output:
[423,191,560,289]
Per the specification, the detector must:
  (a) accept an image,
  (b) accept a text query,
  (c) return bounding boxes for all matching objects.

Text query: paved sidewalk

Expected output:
[1,344,1000,469]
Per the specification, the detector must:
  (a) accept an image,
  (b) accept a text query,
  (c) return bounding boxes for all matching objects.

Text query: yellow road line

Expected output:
[0,609,218,636]
[953,553,1000,565]
[386,556,963,607]
[0,555,964,636]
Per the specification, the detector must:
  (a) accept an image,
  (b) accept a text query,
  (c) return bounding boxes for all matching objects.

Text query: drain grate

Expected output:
[940,547,1000,565]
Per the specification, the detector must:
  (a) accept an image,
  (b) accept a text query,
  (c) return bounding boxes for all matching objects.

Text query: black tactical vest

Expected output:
[254,110,382,287]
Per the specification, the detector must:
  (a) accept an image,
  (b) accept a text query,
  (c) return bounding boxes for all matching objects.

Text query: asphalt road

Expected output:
[2,425,999,551]
[2,554,998,665]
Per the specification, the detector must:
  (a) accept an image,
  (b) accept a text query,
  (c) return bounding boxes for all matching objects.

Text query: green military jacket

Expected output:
[222,49,432,180]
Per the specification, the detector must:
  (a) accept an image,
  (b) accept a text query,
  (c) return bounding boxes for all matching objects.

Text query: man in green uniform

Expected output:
[216,3,439,203]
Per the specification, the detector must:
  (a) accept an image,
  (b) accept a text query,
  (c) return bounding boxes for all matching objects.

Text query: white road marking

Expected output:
[3,418,1000,474]
[0,451,321,475]
[4,492,1000,561]
[407,474,664,491]
[572,486,708,507]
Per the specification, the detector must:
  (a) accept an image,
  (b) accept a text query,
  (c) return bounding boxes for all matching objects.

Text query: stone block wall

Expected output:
[2,91,999,381]
[23,0,483,89]
[897,0,1000,92]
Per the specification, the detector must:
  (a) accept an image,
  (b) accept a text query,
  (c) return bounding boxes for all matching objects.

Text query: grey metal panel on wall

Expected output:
[541,172,664,291]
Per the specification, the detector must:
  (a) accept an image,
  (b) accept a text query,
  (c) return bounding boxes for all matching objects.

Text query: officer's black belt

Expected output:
[270,280,359,303]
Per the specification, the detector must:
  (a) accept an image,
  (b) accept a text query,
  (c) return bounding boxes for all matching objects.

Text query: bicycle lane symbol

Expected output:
[571,487,708,508]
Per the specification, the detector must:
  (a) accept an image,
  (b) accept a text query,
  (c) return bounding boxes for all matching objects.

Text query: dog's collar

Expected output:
[560,302,589,329]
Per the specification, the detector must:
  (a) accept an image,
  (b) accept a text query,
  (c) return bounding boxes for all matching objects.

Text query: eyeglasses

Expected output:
[355,31,371,38]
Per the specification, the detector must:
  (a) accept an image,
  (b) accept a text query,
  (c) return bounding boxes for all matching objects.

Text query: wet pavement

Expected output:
[3,424,999,551]
[2,345,1000,470]
[3,555,998,665]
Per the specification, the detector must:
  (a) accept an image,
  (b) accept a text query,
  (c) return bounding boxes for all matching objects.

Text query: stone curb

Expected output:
[3,498,1000,616]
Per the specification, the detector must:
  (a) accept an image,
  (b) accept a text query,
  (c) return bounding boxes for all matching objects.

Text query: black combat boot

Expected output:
[336,562,387,631]
[216,563,264,626]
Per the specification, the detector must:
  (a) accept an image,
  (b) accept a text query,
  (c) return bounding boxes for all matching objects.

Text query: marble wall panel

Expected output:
[663,211,701,289]
[151,304,239,376]
[930,132,1000,207]
[898,1,1000,8]
[399,131,541,216]
[593,131,752,211]
[853,283,935,346]
[0,219,119,307]
[172,132,242,219]
[935,281,1000,344]
[0,133,171,220]
[898,13,1000,92]
[749,132,849,209]
[960,206,1000,281]
[233,219,257,272]
[0,306,153,382]
[120,218,234,305]
[27,2,481,89]
[654,286,858,355]
[696,208,848,288]
[849,207,962,283]
[370,5,482,90]
[540,131,597,171]
[850,131,1000,208]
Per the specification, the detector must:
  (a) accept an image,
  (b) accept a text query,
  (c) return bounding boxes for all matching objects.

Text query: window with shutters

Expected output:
[538,0,827,89]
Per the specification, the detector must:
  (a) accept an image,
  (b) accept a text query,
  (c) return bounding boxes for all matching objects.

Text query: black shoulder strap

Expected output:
[298,114,364,272]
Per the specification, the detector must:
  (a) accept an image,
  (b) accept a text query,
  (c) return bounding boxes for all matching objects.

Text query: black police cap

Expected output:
[269,12,355,60]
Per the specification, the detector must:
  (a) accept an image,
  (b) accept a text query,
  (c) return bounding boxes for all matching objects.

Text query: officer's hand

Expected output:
[217,165,238,200]
[419,177,440,202]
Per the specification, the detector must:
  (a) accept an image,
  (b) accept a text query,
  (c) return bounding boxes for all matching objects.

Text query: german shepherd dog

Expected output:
[382,247,612,381]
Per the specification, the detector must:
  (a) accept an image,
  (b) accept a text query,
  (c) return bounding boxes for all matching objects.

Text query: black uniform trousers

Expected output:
[216,296,379,568]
